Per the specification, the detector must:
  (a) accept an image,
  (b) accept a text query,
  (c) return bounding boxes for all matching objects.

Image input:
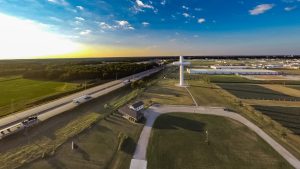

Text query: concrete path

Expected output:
[130,105,300,169]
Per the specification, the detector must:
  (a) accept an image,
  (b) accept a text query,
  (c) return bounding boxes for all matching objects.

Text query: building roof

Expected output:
[118,106,141,119]
[131,101,144,109]
[188,68,279,75]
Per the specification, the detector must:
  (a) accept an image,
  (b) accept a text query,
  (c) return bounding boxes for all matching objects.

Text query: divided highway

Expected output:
[0,67,162,132]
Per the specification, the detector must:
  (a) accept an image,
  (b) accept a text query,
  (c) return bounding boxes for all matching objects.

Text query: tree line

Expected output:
[22,62,159,81]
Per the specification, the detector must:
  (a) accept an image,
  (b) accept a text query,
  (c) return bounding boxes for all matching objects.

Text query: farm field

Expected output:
[260,84,300,97]
[287,85,300,91]
[217,83,300,101]
[0,77,79,117]
[253,105,300,135]
[147,113,292,169]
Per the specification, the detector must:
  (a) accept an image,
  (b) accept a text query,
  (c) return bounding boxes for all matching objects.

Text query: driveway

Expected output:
[129,105,300,169]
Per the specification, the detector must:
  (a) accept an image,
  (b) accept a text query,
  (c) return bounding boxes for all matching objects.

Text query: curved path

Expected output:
[129,105,300,169]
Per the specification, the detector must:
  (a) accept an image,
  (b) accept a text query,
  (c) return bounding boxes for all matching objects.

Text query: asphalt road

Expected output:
[0,67,162,131]
[130,105,300,169]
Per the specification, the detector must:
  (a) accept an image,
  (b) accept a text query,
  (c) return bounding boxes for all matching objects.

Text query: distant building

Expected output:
[118,101,144,122]
[210,65,253,69]
[187,68,279,75]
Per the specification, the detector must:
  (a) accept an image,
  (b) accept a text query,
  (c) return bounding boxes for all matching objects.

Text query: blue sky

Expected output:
[0,0,300,58]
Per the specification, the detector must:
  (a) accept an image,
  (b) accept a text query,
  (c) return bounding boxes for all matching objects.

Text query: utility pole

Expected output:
[205,130,209,145]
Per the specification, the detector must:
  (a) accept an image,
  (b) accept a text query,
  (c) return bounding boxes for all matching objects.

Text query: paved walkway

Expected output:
[129,105,300,169]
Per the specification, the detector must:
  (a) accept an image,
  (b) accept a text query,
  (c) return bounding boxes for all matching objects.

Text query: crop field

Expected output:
[217,83,300,101]
[147,113,292,169]
[260,84,300,97]
[0,77,79,117]
[287,85,300,91]
[253,105,300,135]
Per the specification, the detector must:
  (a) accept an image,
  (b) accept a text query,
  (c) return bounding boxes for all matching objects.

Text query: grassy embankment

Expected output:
[148,113,293,169]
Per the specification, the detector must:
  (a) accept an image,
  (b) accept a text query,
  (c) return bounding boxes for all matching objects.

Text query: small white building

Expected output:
[187,68,279,75]
[129,101,144,112]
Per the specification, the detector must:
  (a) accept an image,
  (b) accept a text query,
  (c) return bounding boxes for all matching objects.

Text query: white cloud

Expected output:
[136,0,154,9]
[195,8,202,11]
[142,22,150,26]
[182,5,189,10]
[198,18,205,23]
[249,4,274,15]
[76,6,84,11]
[182,13,190,18]
[47,0,69,6]
[284,6,297,11]
[75,17,85,21]
[80,29,91,35]
[116,20,135,30]
[161,0,166,5]
[99,22,114,30]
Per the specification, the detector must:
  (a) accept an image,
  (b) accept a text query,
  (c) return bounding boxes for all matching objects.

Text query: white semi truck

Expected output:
[0,116,38,140]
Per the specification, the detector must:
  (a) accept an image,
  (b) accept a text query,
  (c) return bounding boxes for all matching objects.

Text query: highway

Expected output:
[0,67,162,132]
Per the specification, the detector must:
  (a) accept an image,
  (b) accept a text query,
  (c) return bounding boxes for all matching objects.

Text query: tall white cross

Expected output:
[173,56,190,87]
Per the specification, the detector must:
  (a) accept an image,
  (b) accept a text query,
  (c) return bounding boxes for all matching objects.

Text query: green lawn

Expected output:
[0,77,79,117]
[253,105,300,135]
[217,83,300,101]
[147,113,293,169]
[187,80,231,106]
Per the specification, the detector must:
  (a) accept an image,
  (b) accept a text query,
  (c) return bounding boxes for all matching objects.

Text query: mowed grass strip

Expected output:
[187,81,230,106]
[287,85,300,91]
[217,83,300,101]
[139,79,194,106]
[260,84,300,97]
[0,77,78,117]
[253,105,300,135]
[147,113,293,169]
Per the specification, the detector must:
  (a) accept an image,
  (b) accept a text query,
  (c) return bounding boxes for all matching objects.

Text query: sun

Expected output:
[0,13,82,59]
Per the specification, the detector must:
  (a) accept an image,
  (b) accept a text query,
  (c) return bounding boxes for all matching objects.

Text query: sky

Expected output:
[0,0,300,59]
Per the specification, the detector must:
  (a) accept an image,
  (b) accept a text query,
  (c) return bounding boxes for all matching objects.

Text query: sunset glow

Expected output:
[0,13,82,59]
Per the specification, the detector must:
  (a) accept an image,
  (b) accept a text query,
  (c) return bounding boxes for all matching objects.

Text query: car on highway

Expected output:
[72,95,92,104]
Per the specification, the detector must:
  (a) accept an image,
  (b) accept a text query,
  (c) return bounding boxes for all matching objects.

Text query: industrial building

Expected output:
[210,65,254,69]
[187,68,279,75]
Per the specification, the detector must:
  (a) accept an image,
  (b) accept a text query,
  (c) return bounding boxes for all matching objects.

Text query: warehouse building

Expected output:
[210,65,254,69]
[187,68,279,75]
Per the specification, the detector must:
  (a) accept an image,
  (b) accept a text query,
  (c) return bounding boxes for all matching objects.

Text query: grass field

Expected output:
[187,80,231,107]
[0,85,143,169]
[217,83,300,101]
[253,105,300,135]
[138,76,194,106]
[147,113,292,169]
[0,77,79,117]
